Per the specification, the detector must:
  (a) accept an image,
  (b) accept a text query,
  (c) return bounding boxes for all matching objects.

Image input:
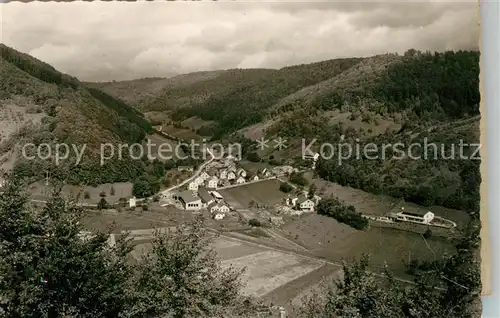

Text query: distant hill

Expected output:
[0,44,155,186]
[86,70,227,111]
[95,49,480,214]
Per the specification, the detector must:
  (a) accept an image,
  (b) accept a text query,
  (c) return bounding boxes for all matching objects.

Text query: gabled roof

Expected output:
[177,190,200,204]
[297,194,312,205]
[198,187,214,203]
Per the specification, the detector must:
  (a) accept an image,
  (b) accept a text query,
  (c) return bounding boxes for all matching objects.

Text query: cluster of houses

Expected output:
[283,192,321,214]
[173,187,231,220]
[186,156,286,192]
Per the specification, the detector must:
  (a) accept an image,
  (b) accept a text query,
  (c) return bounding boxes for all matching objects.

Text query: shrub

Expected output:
[279,182,294,193]
[248,219,261,227]
[83,191,90,199]
[289,172,308,186]
[423,228,433,239]
[317,198,368,230]
[110,186,116,196]
[247,152,261,163]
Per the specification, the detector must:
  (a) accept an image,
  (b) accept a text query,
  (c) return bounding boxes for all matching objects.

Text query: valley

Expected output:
[1,43,481,314]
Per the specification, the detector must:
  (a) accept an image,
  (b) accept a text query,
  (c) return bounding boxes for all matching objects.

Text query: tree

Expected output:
[0,175,133,317]
[279,182,294,193]
[97,197,108,210]
[0,174,263,317]
[308,183,317,199]
[129,217,251,317]
[109,186,115,196]
[295,254,404,318]
[246,151,261,163]
[289,172,308,186]
[423,228,433,239]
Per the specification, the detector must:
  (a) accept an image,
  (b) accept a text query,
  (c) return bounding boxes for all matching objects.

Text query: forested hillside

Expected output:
[0,44,156,186]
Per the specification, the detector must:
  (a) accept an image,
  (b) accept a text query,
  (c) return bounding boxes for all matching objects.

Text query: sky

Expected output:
[0,1,479,82]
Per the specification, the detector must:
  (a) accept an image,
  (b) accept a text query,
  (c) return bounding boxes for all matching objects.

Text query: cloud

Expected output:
[1,1,479,81]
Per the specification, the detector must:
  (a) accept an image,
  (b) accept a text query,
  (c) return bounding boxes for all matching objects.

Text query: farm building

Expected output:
[198,187,215,206]
[388,206,435,224]
[227,171,236,180]
[175,190,202,210]
[200,172,210,181]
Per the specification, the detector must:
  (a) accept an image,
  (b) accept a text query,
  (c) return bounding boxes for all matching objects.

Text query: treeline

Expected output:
[0,44,79,89]
[374,50,480,119]
[87,87,153,138]
[316,197,368,230]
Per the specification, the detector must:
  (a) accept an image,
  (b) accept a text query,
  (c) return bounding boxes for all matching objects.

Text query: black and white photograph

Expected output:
[0,1,485,317]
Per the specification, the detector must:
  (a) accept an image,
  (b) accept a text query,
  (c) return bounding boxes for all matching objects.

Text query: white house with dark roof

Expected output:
[289,194,315,212]
[200,172,210,181]
[188,181,199,191]
[207,176,218,189]
[236,176,246,184]
[218,204,230,213]
[227,171,236,180]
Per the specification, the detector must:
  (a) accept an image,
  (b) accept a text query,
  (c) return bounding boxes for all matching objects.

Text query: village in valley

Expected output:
[161,153,321,222]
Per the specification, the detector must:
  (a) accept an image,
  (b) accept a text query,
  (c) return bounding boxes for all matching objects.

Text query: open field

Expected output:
[280,213,455,276]
[306,174,470,227]
[80,205,197,232]
[131,237,329,302]
[265,263,341,309]
[224,250,323,297]
[219,179,288,210]
[160,124,205,142]
[27,181,133,205]
[147,134,186,160]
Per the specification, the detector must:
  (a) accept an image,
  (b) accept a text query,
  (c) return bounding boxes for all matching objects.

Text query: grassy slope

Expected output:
[0,44,153,185]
